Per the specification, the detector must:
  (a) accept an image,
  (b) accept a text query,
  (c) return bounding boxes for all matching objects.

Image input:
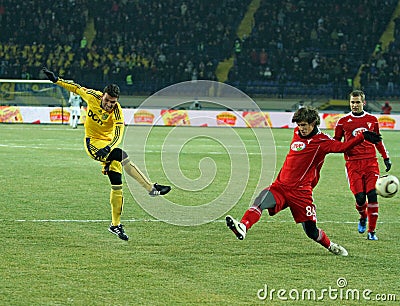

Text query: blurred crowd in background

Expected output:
[1,0,400,99]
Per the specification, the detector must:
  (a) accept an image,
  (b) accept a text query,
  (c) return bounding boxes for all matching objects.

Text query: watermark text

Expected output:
[257,278,397,302]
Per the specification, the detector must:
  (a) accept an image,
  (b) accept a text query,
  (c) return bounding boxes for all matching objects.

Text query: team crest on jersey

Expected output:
[102,113,109,120]
[291,141,306,151]
[352,127,367,136]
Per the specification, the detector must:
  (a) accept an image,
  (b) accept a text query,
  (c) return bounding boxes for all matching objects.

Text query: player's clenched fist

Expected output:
[42,67,58,83]
[95,146,111,160]
[362,130,381,144]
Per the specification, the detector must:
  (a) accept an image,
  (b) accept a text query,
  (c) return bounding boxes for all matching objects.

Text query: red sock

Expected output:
[367,202,379,232]
[316,229,331,248]
[241,207,261,230]
[356,202,367,219]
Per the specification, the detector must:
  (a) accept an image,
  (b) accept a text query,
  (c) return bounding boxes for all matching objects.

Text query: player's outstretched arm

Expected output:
[327,131,381,154]
[42,67,86,97]
[42,67,58,83]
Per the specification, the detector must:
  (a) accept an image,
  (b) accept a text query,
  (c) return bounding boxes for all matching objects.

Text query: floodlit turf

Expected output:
[0,124,399,305]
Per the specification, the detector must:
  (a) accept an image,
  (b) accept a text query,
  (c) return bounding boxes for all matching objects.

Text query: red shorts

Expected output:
[266,182,317,223]
[345,159,379,195]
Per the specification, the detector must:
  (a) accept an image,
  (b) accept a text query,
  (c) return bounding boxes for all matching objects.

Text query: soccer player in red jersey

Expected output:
[334,90,391,241]
[226,107,382,256]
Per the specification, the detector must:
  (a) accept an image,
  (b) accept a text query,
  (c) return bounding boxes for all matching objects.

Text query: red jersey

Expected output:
[334,112,389,161]
[276,128,364,189]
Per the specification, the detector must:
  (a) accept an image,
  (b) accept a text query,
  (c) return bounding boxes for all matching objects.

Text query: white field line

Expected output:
[0,143,273,154]
[0,126,76,131]
[6,219,395,224]
[0,143,81,150]
[2,143,398,157]
[0,142,282,148]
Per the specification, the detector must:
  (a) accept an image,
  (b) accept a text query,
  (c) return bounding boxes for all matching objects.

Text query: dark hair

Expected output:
[292,106,320,126]
[349,90,365,102]
[104,84,120,98]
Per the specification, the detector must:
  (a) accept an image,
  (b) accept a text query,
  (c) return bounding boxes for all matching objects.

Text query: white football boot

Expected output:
[328,242,348,256]
[226,215,247,240]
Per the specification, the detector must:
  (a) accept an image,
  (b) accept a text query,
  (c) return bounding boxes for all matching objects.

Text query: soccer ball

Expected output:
[375,175,399,198]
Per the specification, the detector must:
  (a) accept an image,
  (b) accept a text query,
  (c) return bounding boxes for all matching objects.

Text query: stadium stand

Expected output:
[0,0,88,79]
[1,0,400,112]
[228,0,400,101]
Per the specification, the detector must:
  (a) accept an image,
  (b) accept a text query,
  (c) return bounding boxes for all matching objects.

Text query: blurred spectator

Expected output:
[381,101,392,114]
[0,1,4,23]
[227,0,399,98]
[80,36,87,49]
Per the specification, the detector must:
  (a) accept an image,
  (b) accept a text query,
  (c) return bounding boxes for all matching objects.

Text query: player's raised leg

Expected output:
[121,156,171,196]
[226,188,274,240]
[226,206,263,240]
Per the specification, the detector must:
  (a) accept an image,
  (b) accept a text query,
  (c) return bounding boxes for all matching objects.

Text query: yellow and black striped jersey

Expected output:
[56,78,124,149]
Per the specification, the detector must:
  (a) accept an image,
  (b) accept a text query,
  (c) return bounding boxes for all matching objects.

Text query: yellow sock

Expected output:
[110,185,123,226]
[121,158,153,192]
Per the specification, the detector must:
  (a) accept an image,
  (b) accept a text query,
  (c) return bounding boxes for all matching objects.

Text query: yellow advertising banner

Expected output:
[0,106,23,122]
[161,109,190,126]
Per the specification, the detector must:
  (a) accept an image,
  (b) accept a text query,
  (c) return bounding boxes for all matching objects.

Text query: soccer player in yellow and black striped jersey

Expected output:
[43,67,171,241]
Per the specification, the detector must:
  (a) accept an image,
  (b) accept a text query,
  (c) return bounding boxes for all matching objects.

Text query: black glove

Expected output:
[362,131,382,144]
[384,158,392,172]
[42,67,58,83]
[95,146,111,160]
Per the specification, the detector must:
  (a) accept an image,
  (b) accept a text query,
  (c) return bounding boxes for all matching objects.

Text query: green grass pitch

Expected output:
[0,124,399,305]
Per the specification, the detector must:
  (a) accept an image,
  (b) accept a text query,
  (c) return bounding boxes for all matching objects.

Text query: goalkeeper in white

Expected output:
[69,92,82,128]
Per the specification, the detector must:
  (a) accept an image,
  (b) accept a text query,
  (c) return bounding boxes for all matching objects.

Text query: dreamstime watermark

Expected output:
[123,81,276,226]
[257,277,397,302]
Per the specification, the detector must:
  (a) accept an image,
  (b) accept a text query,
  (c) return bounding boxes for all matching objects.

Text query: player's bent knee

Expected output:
[366,189,377,203]
[302,221,319,240]
[108,171,122,185]
[355,192,366,206]
[254,189,276,210]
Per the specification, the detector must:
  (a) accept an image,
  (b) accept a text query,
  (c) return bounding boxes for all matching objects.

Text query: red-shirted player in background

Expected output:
[334,90,392,241]
[226,107,382,256]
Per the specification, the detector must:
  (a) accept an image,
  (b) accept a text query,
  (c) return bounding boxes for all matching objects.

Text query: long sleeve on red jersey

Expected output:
[333,122,344,141]
[375,141,389,159]
[324,133,364,153]
[371,118,389,159]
